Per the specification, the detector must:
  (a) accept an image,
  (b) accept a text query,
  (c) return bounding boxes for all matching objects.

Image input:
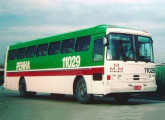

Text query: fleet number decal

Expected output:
[16,61,30,71]
[144,68,155,73]
[62,56,81,68]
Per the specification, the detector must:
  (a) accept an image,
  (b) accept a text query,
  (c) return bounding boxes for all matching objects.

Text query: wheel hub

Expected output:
[79,83,87,97]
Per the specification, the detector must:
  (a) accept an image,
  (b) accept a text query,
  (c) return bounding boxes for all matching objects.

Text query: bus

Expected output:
[4,24,157,104]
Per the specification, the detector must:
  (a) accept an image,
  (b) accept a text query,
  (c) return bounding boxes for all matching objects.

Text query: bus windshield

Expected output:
[107,33,154,62]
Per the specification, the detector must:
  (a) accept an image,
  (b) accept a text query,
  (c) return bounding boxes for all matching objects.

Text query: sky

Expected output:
[0,0,165,64]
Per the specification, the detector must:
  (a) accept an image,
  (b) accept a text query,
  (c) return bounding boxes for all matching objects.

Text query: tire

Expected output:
[19,79,36,98]
[114,94,130,104]
[75,78,93,104]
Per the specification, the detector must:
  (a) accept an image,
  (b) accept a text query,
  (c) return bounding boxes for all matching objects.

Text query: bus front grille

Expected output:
[123,74,148,83]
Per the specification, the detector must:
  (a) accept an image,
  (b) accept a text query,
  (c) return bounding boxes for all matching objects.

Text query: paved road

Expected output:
[0,86,4,90]
[0,89,165,120]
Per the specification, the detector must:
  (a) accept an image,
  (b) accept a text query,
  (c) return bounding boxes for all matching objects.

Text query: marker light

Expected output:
[112,75,116,80]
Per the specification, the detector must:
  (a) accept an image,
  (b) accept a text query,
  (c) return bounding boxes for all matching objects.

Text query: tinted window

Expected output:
[26,46,36,58]
[48,42,61,55]
[8,50,17,60]
[61,39,75,53]
[75,36,91,52]
[17,48,26,59]
[36,44,48,57]
[93,39,104,61]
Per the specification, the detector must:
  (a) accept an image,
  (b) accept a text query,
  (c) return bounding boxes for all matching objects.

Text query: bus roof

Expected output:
[9,24,135,49]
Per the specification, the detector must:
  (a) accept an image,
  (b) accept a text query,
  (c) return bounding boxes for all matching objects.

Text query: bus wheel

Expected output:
[75,78,93,104]
[114,94,130,104]
[19,79,36,98]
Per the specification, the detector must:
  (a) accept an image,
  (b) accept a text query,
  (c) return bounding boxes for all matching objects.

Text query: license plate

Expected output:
[134,86,142,90]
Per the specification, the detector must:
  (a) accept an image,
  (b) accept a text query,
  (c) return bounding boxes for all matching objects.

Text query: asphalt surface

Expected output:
[1,88,165,120]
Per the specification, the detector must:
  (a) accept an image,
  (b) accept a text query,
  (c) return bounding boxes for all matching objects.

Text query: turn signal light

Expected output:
[107,75,111,80]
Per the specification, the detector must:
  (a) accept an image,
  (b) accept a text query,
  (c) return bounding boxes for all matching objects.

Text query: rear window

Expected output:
[75,36,91,52]
[36,44,48,57]
[26,46,36,58]
[61,39,75,53]
[17,48,26,59]
[48,42,61,55]
[8,50,17,60]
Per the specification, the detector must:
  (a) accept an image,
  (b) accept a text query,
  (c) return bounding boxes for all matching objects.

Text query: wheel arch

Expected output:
[18,76,36,97]
[19,76,25,84]
[19,76,25,87]
[73,75,84,94]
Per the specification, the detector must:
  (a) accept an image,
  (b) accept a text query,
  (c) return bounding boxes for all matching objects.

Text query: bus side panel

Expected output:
[5,75,93,95]
[83,75,93,94]
[5,76,19,90]
[25,75,93,94]
[25,76,75,94]
[91,80,104,94]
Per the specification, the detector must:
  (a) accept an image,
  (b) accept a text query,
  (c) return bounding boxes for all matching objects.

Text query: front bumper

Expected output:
[104,83,157,95]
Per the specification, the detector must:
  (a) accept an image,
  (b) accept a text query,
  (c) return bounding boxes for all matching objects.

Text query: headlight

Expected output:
[118,75,122,80]
[149,75,155,81]
[112,75,116,80]
[112,75,122,80]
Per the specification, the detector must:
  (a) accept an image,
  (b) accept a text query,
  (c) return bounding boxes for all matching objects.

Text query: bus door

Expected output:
[91,34,105,94]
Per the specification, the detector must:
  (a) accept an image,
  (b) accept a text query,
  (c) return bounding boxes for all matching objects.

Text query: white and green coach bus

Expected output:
[4,25,157,104]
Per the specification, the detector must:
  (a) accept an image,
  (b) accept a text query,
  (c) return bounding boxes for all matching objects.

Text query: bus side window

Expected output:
[8,49,17,60]
[48,41,61,55]
[17,48,26,59]
[93,39,104,61]
[26,46,37,58]
[75,36,91,52]
[36,44,48,57]
[61,39,75,53]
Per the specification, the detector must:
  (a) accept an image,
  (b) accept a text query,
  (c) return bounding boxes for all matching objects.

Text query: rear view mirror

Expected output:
[103,37,109,46]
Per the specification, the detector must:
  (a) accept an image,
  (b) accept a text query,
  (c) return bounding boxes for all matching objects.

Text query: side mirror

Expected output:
[103,37,109,46]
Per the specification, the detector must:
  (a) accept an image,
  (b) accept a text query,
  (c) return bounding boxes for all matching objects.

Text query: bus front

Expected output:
[104,28,157,102]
